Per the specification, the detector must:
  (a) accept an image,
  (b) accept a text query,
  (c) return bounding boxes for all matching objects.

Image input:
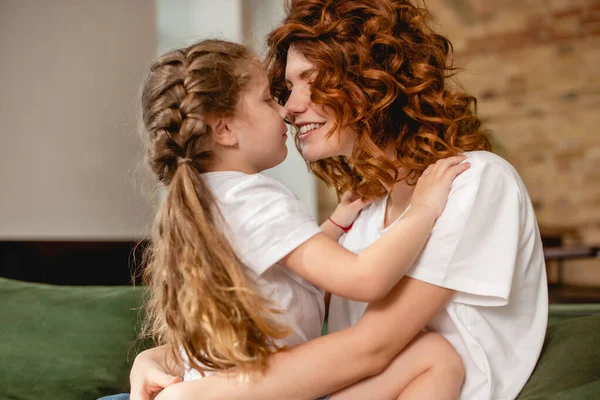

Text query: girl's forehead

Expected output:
[253,71,270,92]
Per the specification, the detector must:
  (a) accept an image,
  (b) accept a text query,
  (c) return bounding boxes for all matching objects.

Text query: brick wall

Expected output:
[318,0,600,286]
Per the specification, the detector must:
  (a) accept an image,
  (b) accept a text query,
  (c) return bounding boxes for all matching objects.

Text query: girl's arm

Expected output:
[129,345,184,400]
[282,156,469,302]
[155,278,454,400]
[320,192,372,241]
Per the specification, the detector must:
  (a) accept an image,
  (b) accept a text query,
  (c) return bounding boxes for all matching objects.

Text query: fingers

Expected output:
[130,373,180,400]
[440,155,468,165]
[434,155,467,173]
[352,197,374,211]
[150,371,182,388]
[445,162,471,178]
[341,191,361,204]
[339,191,352,203]
[424,155,468,177]
[422,164,434,177]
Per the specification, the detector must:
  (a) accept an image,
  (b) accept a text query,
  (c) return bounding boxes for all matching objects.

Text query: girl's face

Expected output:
[284,47,357,162]
[229,66,289,173]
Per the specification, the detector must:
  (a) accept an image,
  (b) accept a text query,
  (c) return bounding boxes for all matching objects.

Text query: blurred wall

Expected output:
[0,0,318,241]
[156,0,243,54]
[155,0,318,218]
[318,0,600,285]
[427,0,600,285]
[0,0,156,240]
[246,0,319,218]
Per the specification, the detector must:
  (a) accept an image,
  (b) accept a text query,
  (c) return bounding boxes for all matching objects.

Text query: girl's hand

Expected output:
[130,347,183,400]
[411,155,470,219]
[329,192,374,228]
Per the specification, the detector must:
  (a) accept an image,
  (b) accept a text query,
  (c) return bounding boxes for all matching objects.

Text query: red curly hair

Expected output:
[266,0,491,199]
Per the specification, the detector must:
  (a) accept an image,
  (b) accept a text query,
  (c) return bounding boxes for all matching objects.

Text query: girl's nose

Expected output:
[276,101,289,120]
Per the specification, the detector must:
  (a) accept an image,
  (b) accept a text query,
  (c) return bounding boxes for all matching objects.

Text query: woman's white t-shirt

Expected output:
[184,171,325,380]
[329,151,548,400]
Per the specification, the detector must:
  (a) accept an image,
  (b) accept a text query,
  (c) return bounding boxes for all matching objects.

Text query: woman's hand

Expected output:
[130,346,183,400]
[411,155,470,219]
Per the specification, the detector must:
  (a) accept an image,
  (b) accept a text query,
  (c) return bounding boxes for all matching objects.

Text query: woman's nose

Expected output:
[284,87,310,117]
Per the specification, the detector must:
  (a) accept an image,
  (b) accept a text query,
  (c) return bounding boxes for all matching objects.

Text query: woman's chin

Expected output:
[301,146,340,162]
[300,148,321,162]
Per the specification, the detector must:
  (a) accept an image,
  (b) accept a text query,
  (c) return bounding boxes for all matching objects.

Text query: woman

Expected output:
[131,1,548,399]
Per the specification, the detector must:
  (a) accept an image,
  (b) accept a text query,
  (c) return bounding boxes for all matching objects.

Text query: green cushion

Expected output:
[548,303,600,326]
[517,313,600,400]
[2,276,600,400]
[0,277,147,400]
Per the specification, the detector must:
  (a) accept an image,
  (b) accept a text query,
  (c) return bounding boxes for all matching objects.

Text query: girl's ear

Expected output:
[210,117,237,147]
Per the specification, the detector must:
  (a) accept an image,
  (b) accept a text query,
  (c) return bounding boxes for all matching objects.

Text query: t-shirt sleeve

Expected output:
[223,175,322,277]
[405,159,522,307]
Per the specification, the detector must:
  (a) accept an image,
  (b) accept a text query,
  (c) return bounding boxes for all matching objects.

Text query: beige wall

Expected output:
[317,0,600,285]
[0,0,156,240]
[427,0,600,286]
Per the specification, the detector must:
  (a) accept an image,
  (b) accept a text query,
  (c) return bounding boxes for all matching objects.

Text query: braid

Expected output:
[139,40,289,378]
[142,49,211,183]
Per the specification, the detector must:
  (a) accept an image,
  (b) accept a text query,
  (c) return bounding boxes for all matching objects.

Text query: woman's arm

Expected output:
[283,156,468,302]
[155,277,454,400]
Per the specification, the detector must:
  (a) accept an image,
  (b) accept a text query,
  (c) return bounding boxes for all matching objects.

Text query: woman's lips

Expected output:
[298,124,324,141]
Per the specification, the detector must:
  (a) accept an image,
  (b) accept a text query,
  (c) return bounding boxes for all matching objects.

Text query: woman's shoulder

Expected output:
[459,151,523,194]
[463,151,518,176]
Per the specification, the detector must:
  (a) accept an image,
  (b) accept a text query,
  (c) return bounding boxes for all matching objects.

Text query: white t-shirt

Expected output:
[184,171,325,380]
[329,151,548,400]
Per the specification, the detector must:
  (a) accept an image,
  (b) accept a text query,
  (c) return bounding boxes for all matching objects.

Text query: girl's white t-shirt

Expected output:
[329,151,548,400]
[183,171,325,380]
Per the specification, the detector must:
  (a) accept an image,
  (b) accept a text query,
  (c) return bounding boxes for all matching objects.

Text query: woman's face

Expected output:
[284,47,357,162]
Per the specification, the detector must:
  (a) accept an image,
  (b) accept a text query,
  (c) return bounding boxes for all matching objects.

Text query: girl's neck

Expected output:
[208,156,261,175]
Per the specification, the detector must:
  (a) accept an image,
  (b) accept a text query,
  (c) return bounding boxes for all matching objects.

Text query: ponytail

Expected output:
[140,39,289,377]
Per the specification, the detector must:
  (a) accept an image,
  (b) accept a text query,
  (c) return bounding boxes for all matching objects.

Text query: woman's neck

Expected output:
[380,143,415,227]
[384,178,415,228]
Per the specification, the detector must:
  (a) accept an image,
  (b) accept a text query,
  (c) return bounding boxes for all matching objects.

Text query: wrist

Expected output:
[330,206,357,229]
[328,217,353,233]
[408,203,439,223]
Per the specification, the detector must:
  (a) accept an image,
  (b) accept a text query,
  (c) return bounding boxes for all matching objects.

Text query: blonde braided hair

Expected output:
[140,39,289,377]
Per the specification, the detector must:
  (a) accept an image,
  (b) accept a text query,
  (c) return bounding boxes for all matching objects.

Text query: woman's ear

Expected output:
[210,117,237,147]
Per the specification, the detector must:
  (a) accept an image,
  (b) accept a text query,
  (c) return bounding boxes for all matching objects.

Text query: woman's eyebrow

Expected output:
[299,68,316,80]
[286,68,316,86]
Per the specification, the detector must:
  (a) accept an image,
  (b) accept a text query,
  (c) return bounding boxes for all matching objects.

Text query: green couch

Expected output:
[1,277,599,400]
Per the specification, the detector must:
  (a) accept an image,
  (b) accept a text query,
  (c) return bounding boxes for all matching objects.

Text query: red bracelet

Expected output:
[328,217,353,232]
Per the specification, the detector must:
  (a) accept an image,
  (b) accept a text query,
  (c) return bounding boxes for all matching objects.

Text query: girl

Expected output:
[131,1,548,399]
[105,39,468,400]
